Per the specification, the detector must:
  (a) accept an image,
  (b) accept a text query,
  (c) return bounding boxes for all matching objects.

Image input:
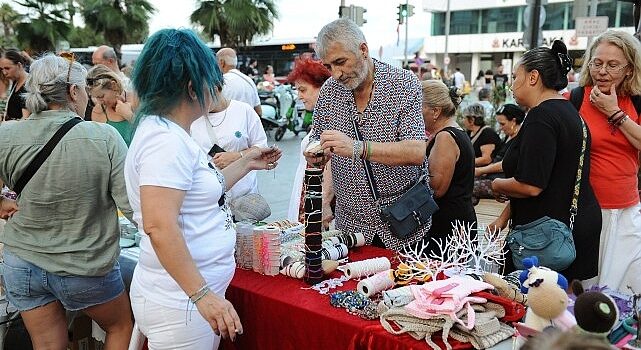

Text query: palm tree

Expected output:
[14,0,71,53]
[0,4,23,47]
[191,0,279,47]
[79,0,155,57]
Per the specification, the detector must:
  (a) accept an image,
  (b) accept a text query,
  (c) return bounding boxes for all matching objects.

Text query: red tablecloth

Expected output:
[221,246,473,350]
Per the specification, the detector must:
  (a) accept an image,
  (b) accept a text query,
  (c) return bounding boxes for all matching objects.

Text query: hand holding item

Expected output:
[195,292,243,341]
[320,130,353,158]
[212,152,240,169]
[590,84,620,117]
[303,140,329,168]
[487,215,508,233]
[244,145,282,171]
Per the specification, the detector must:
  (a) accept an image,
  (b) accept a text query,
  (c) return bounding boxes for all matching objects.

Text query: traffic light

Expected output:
[354,6,367,26]
[339,5,351,19]
[397,4,406,25]
[407,4,415,17]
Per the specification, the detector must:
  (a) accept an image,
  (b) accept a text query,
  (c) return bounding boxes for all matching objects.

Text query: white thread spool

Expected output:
[344,257,391,279]
[357,269,395,297]
[352,232,365,247]
[321,243,348,261]
[262,225,281,276]
[280,261,305,279]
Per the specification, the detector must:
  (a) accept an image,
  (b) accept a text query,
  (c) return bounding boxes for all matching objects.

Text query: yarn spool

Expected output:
[281,261,306,279]
[261,225,281,276]
[252,226,264,274]
[357,269,395,297]
[344,257,391,279]
[320,243,348,261]
[304,167,324,285]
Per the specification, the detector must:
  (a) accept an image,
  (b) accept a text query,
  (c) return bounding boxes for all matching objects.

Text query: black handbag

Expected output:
[351,117,438,240]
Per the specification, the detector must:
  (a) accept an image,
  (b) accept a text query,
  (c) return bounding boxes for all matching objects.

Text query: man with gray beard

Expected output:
[304,19,429,251]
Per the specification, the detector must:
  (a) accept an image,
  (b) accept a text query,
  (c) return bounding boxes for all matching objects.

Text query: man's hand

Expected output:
[320,130,354,158]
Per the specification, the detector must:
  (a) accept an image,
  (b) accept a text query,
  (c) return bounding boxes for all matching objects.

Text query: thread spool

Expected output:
[344,257,391,279]
[235,222,254,269]
[320,243,348,261]
[261,225,281,276]
[252,226,264,274]
[357,269,395,297]
[281,261,306,279]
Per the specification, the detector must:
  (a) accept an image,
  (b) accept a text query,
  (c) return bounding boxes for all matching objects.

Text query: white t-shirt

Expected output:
[288,134,310,222]
[453,71,465,89]
[191,100,267,202]
[222,69,260,108]
[125,116,236,309]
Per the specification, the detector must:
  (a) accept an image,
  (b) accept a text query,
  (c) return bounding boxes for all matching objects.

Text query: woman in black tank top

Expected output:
[421,81,477,254]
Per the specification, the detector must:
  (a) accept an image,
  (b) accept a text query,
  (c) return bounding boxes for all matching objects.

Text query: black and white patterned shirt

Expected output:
[311,59,429,251]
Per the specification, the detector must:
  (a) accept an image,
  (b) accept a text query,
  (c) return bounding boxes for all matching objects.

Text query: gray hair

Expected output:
[216,48,238,67]
[101,46,117,61]
[24,54,87,114]
[316,18,366,59]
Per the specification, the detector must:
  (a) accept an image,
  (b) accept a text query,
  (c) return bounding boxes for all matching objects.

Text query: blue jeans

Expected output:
[2,249,125,311]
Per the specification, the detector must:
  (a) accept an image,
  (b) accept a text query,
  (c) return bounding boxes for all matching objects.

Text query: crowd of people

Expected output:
[0,16,639,350]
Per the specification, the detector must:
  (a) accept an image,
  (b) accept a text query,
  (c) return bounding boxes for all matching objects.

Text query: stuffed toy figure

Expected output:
[571,280,619,338]
[519,256,576,332]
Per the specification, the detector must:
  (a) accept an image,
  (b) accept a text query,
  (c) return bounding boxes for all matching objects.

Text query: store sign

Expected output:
[281,44,296,51]
[575,16,608,37]
[500,36,563,49]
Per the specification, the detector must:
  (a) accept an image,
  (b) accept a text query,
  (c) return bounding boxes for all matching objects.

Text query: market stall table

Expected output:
[221,245,513,350]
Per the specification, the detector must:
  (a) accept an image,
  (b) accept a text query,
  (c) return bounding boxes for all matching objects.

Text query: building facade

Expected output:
[422,0,636,81]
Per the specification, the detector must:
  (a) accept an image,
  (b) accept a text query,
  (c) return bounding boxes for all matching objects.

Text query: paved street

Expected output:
[257,128,308,221]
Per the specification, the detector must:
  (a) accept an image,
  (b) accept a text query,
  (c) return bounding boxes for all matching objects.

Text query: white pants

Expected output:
[130,288,220,350]
[597,203,641,293]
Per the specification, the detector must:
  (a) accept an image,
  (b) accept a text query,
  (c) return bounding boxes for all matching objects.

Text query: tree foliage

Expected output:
[0,4,23,48]
[14,0,71,54]
[191,0,279,47]
[79,0,155,55]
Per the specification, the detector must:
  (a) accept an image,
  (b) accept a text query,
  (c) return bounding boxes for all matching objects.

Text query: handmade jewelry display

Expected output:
[343,257,391,279]
[357,269,395,297]
[234,222,254,269]
[330,290,380,320]
[304,168,324,285]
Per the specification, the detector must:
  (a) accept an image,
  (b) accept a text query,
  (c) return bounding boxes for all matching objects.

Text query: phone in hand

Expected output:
[208,144,226,157]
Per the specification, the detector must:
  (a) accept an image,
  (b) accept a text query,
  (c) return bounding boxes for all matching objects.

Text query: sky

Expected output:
[148,0,431,52]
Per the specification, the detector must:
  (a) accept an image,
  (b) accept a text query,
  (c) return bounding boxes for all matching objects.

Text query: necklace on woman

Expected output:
[206,102,229,128]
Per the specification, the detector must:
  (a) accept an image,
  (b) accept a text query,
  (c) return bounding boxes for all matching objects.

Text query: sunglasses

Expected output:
[58,51,75,85]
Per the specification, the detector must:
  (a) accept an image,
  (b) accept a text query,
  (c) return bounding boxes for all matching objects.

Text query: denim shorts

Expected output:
[1,249,125,312]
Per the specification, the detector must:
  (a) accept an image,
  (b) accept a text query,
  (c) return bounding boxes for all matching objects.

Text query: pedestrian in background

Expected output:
[0,49,29,120]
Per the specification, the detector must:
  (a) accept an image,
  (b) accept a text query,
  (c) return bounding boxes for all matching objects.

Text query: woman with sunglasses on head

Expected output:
[491,40,601,283]
[0,49,30,120]
[126,29,280,349]
[462,102,501,167]
[567,30,641,292]
[86,64,135,146]
[0,54,134,349]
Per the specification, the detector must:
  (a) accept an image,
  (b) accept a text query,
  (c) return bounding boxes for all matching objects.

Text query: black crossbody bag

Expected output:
[12,118,82,195]
[351,118,438,239]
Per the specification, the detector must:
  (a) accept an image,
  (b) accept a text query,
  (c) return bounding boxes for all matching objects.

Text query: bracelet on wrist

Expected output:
[615,115,629,127]
[189,284,208,300]
[239,151,244,158]
[191,287,211,304]
[609,114,625,126]
[366,141,373,160]
[607,109,623,122]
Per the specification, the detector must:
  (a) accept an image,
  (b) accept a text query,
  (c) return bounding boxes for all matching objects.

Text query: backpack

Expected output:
[569,86,641,116]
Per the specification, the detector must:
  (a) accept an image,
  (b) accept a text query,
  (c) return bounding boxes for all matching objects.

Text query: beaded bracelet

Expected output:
[360,140,368,160]
[352,141,363,165]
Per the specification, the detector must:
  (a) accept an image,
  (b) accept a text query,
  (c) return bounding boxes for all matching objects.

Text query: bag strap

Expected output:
[205,115,220,146]
[351,117,381,202]
[13,117,82,195]
[569,86,584,112]
[469,125,489,145]
[570,117,587,231]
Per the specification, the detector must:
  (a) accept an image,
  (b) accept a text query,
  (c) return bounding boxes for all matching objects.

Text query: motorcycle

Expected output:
[258,83,312,141]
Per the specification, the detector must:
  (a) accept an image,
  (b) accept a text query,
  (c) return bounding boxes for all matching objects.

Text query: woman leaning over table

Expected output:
[421,80,476,253]
[490,40,601,283]
[125,29,281,350]
[572,30,641,292]
[0,54,133,350]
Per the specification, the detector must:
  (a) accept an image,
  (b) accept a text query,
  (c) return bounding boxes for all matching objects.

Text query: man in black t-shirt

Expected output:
[493,64,509,89]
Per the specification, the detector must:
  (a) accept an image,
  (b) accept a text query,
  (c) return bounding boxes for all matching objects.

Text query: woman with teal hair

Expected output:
[124,29,281,349]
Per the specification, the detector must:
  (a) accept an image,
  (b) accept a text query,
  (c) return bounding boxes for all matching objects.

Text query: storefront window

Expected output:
[450,10,481,35]
[597,0,618,28]
[542,2,568,31]
[432,12,445,36]
[618,1,635,27]
[481,6,520,33]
